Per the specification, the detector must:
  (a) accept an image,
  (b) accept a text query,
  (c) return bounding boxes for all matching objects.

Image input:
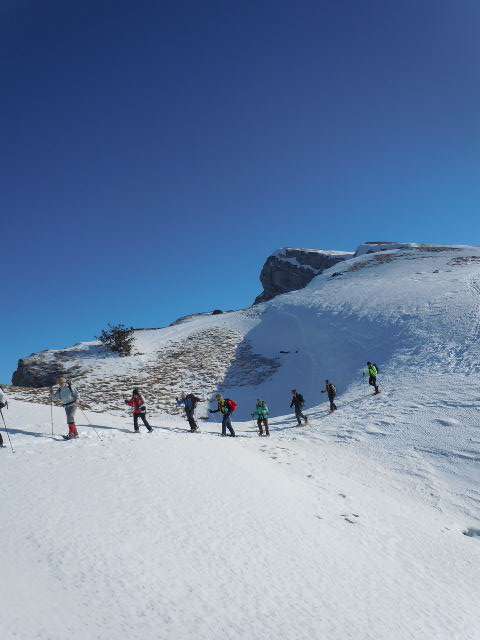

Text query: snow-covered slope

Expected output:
[3,244,480,638]
[11,244,480,414]
[1,393,479,640]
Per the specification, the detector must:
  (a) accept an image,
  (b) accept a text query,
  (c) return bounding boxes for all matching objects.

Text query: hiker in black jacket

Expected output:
[290,389,308,425]
[176,393,205,432]
[322,380,337,412]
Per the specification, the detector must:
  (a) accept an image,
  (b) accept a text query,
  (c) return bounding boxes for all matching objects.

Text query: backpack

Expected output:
[67,382,79,402]
[185,394,198,411]
[327,383,336,397]
[226,399,238,412]
[373,363,379,373]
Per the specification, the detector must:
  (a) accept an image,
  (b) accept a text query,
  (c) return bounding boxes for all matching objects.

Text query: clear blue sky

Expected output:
[1,0,479,383]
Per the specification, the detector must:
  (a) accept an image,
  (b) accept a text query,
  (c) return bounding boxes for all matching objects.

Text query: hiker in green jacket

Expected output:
[366,362,380,394]
[252,399,270,437]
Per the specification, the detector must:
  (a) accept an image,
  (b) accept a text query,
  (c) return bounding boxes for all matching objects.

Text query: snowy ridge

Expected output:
[271,247,354,271]
[273,246,354,257]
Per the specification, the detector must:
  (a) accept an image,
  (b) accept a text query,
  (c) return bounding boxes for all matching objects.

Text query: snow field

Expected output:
[1,398,479,640]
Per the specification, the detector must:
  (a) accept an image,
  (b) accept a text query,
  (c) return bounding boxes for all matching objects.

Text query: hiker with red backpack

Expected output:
[125,388,153,433]
[210,394,236,437]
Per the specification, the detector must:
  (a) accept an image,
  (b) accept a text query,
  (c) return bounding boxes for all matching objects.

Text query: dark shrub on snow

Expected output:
[97,323,135,357]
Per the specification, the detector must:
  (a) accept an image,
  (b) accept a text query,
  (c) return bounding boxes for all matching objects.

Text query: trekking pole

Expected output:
[0,408,15,454]
[50,398,54,437]
[80,407,102,442]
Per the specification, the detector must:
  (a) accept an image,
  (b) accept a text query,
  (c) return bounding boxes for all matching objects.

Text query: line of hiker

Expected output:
[0,361,381,444]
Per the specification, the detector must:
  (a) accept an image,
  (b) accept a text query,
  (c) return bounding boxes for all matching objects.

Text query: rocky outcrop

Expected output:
[11,355,84,388]
[254,248,353,304]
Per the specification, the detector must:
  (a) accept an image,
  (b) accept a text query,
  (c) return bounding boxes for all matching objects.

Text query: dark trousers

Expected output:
[222,414,235,437]
[328,397,337,411]
[294,406,307,424]
[186,409,198,431]
[134,413,151,431]
[257,418,269,436]
[369,376,379,393]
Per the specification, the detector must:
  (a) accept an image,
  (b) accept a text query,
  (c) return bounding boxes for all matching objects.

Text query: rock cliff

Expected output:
[254,248,353,304]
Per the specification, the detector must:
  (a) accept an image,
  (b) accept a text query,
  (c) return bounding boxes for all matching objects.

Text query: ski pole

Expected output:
[0,408,15,454]
[80,407,102,442]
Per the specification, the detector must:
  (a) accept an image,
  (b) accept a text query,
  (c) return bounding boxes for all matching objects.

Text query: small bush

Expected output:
[97,323,135,356]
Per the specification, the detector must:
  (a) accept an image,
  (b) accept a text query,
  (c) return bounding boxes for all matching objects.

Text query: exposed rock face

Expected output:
[11,356,83,388]
[254,248,353,304]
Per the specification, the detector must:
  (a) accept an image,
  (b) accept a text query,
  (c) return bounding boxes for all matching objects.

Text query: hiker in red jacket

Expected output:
[125,388,153,433]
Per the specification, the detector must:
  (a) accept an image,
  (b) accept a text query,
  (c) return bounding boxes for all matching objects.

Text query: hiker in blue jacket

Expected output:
[176,393,205,432]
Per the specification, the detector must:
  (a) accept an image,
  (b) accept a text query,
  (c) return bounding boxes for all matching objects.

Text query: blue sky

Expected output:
[1,0,479,382]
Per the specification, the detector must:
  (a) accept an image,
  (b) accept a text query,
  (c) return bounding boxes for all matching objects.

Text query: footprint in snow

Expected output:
[434,418,460,427]
[341,514,359,524]
[366,426,388,436]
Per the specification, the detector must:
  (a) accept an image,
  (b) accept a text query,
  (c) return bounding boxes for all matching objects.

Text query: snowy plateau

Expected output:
[2,244,480,640]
